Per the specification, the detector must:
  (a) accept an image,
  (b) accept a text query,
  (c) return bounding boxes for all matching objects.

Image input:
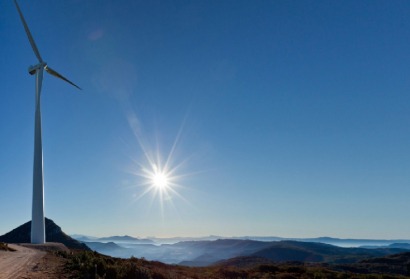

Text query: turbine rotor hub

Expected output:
[28,62,47,75]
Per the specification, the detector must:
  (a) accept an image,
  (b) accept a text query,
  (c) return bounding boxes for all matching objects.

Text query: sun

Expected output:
[132,158,187,210]
[152,170,169,189]
[125,112,192,211]
[142,163,175,194]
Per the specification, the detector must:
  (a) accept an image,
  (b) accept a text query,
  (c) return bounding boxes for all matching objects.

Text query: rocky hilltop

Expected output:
[0,218,89,250]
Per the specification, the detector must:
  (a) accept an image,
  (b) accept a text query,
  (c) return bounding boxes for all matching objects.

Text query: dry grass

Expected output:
[61,250,410,279]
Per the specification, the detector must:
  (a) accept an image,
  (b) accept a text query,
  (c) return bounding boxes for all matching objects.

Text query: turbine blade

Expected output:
[45,66,81,90]
[14,0,43,63]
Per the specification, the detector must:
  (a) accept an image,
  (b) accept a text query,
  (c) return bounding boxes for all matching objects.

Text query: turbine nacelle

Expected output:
[28,63,81,89]
[28,62,47,75]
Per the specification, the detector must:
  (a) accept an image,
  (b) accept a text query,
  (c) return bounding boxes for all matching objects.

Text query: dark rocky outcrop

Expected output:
[0,218,90,250]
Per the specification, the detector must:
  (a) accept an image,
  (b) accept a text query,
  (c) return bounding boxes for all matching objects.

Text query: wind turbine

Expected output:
[14,0,81,244]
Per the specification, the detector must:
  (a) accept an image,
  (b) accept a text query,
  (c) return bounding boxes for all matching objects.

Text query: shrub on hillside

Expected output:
[0,242,16,251]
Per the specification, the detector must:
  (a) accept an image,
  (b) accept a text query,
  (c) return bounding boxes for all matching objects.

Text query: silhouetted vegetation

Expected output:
[62,250,410,279]
[0,242,16,251]
[334,252,410,277]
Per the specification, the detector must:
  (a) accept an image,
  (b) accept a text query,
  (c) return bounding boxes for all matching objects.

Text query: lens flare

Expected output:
[125,110,195,217]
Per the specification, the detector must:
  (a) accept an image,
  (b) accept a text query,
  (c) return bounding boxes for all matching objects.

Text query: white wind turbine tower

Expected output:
[14,0,81,244]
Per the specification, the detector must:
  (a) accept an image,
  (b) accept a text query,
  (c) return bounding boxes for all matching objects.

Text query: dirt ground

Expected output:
[0,243,69,279]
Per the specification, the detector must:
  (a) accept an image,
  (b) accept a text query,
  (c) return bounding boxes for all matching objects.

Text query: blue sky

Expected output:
[1,0,410,239]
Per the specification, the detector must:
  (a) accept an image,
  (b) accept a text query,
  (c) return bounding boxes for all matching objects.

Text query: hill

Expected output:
[250,241,407,264]
[0,218,89,250]
[334,252,410,276]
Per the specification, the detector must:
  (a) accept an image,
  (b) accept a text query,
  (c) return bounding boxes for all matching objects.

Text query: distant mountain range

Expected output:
[71,234,410,247]
[227,236,410,248]
[70,234,410,266]
[72,234,228,244]
[74,234,154,244]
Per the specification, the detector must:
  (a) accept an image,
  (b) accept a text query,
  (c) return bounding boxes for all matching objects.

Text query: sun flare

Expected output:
[129,151,191,216]
[151,168,169,189]
[135,161,181,202]
[126,112,193,213]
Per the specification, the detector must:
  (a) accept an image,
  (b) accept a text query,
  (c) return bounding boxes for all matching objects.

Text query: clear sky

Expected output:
[1,0,410,239]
